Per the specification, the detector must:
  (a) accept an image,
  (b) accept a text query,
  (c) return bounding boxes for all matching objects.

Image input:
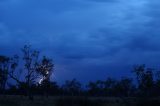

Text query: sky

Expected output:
[0,0,160,83]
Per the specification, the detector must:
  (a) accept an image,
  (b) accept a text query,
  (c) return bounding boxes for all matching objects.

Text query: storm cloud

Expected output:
[0,0,160,83]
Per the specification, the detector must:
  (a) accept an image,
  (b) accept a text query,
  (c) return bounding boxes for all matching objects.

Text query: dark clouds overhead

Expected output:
[87,0,118,3]
[0,0,160,83]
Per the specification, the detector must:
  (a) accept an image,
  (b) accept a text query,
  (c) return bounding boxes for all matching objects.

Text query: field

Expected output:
[0,95,160,106]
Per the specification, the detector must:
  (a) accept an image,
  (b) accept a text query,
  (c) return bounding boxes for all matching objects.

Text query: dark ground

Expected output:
[0,95,160,106]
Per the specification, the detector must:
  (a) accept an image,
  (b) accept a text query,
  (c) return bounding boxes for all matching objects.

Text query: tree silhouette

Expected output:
[154,71,160,96]
[0,56,10,94]
[114,78,134,97]
[2,47,160,98]
[62,79,81,96]
[87,81,101,96]
[104,78,117,96]
[4,45,54,100]
[132,64,154,96]
[36,56,54,97]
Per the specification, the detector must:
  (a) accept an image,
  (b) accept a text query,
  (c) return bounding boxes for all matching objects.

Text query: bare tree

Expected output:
[6,45,54,100]
[20,45,40,100]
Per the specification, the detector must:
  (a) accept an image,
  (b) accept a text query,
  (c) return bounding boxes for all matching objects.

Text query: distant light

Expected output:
[39,78,44,84]
[46,71,49,75]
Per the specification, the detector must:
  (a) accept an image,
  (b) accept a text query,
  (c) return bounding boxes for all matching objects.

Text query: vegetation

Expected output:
[0,45,54,100]
[1,45,160,105]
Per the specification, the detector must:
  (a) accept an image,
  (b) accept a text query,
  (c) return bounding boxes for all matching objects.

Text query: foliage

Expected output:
[1,46,160,98]
[0,45,54,100]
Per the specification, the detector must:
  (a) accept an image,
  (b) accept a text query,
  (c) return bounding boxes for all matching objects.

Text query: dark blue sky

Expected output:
[0,0,160,83]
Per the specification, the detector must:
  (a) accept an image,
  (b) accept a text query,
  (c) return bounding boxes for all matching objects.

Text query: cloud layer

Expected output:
[0,0,160,83]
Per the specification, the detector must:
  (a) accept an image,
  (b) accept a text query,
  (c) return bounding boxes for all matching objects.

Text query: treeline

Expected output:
[1,46,160,98]
[4,68,160,97]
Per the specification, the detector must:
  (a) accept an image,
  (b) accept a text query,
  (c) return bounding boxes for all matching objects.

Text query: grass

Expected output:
[0,95,160,106]
[0,95,56,106]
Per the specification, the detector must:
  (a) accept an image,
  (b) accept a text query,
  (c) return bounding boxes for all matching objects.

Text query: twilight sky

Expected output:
[0,0,160,83]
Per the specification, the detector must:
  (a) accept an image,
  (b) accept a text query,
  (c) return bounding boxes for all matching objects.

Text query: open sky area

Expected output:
[0,0,160,84]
